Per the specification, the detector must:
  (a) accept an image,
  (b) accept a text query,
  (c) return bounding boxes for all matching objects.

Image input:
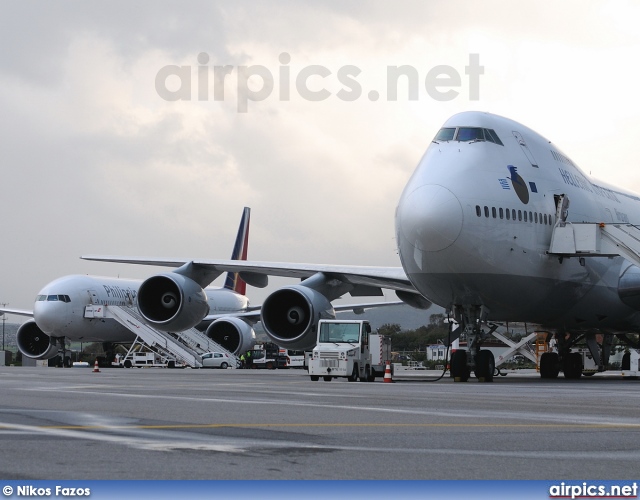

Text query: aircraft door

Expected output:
[604,208,614,222]
[554,194,570,226]
[87,290,101,305]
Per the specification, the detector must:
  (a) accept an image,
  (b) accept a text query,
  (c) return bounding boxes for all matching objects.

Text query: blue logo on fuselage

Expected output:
[507,165,529,204]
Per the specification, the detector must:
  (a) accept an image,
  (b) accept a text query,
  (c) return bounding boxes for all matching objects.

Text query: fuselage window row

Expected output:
[475,205,553,225]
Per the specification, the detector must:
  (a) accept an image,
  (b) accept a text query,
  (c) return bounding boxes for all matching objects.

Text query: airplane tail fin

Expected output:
[223,207,251,295]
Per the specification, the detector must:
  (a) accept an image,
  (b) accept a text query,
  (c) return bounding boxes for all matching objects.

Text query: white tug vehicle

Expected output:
[308,319,376,382]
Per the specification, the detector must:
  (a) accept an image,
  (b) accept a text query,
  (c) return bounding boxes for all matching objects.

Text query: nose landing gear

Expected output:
[449,305,495,382]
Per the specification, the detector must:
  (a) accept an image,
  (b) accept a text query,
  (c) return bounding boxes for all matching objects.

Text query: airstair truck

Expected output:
[308,319,375,382]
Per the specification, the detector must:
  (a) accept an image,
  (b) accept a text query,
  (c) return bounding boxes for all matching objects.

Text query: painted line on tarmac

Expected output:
[2,422,640,430]
[1,420,640,461]
[16,386,640,427]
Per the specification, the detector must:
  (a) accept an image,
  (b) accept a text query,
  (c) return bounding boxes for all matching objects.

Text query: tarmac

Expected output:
[1,365,639,480]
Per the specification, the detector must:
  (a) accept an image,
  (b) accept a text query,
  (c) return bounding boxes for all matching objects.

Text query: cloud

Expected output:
[1,0,640,311]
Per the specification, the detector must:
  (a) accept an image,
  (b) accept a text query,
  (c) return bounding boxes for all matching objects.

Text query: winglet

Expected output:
[224,207,251,294]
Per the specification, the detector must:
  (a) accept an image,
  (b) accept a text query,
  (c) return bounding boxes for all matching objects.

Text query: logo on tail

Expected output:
[224,207,251,295]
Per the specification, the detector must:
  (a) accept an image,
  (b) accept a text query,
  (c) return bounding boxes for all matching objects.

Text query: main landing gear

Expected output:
[539,330,619,380]
[448,305,633,381]
[539,337,583,379]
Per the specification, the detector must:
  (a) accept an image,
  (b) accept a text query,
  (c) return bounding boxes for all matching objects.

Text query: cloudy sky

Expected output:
[1,1,639,314]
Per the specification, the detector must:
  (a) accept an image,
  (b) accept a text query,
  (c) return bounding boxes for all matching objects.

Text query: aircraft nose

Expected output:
[397,184,463,252]
[34,301,66,334]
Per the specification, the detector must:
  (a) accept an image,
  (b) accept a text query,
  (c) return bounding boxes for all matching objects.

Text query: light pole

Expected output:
[1,304,6,351]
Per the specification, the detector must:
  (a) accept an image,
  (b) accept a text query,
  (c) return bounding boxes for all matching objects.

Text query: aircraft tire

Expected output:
[622,352,631,371]
[450,350,470,382]
[539,352,559,379]
[474,350,494,382]
[563,352,583,379]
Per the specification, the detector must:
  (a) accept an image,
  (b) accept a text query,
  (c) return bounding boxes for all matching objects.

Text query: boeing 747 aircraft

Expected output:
[85,112,640,381]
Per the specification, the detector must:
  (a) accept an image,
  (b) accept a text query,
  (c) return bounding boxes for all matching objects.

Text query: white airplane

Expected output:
[1,208,256,365]
[1,207,398,366]
[83,112,640,381]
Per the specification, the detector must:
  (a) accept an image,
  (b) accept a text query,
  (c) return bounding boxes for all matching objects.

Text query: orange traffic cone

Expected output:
[383,360,393,383]
[93,360,101,373]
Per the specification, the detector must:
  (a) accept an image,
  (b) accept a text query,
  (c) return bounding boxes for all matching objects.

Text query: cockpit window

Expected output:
[434,126,504,146]
[485,128,504,146]
[456,127,485,142]
[434,127,455,141]
[37,294,71,303]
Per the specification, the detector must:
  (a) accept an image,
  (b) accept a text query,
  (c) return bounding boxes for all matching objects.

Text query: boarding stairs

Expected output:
[166,326,239,368]
[85,305,238,368]
[548,222,640,268]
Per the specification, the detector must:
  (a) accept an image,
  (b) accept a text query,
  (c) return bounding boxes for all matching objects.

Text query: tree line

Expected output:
[376,313,450,352]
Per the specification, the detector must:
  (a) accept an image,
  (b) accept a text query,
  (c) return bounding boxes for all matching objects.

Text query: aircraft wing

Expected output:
[333,300,406,313]
[200,300,406,324]
[0,308,33,318]
[82,256,417,294]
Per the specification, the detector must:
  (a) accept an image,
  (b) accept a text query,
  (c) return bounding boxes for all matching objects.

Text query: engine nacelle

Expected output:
[137,273,210,332]
[205,317,256,354]
[618,264,640,310]
[16,320,59,360]
[261,285,334,350]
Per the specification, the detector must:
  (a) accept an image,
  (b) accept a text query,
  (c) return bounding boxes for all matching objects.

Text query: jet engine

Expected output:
[261,285,334,350]
[618,263,640,310]
[205,317,256,354]
[16,320,59,359]
[137,273,210,332]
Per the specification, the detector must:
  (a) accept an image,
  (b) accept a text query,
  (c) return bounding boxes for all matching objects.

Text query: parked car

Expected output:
[202,352,231,369]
